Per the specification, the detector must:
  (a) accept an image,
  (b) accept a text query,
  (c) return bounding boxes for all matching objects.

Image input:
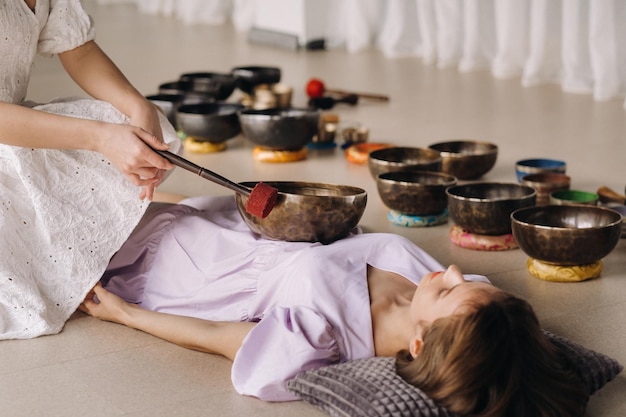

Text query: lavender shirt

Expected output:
[103,195,488,401]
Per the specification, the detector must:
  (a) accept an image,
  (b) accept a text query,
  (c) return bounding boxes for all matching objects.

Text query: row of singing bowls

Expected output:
[447,183,537,235]
[238,107,320,150]
[235,181,367,244]
[511,205,622,266]
[367,141,499,181]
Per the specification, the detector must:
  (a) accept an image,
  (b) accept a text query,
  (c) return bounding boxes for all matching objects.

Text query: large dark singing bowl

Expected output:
[158,81,214,103]
[428,140,498,180]
[232,66,281,95]
[175,103,244,143]
[511,205,623,266]
[179,72,236,101]
[368,147,442,179]
[447,182,536,235]
[238,107,320,150]
[376,171,457,216]
[235,181,367,244]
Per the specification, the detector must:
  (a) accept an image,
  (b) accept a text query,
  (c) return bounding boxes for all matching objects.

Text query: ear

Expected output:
[409,336,423,358]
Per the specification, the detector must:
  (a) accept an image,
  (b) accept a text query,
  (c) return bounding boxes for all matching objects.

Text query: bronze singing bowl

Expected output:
[376,171,457,216]
[368,147,442,179]
[238,107,320,150]
[447,182,536,235]
[511,205,623,266]
[236,181,367,244]
[428,140,498,180]
[175,102,244,143]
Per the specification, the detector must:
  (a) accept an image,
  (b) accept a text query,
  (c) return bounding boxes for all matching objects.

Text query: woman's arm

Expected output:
[58,41,161,140]
[79,284,254,361]
[0,101,171,199]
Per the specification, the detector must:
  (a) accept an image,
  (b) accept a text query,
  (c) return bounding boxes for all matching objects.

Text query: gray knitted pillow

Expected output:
[287,331,622,417]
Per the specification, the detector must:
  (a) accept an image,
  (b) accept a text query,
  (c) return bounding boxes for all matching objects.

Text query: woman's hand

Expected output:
[94,120,173,200]
[79,282,130,325]
[127,99,173,200]
[79,282,255,360]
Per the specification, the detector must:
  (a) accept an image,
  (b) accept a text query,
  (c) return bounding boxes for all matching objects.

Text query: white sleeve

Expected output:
[231,306,341,402]
[38,0,96,56]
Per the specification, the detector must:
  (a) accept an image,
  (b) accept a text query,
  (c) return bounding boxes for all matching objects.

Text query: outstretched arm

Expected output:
[80,284,255,361]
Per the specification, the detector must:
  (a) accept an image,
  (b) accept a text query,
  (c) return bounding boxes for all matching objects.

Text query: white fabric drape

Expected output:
[89,0,626,108]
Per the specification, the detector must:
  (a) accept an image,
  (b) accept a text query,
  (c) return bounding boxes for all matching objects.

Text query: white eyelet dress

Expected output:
[0,0,181,339]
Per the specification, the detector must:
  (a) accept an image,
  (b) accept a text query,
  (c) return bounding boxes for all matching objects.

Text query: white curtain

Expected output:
[372,0,626,107]
[90,0,626,108]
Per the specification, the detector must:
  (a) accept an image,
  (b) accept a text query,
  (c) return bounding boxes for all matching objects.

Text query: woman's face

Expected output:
[409,265,500,331]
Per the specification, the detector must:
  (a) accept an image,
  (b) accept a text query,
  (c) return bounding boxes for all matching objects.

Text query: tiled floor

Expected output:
[2,2,625,416]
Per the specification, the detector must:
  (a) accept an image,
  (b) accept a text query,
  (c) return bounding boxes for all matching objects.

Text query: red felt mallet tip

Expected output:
[245,182,279,219]
[305,77,390,102]
[306,78,326,98]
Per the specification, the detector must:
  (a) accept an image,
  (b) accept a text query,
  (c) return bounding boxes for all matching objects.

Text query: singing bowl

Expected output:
[232,66,281,95]
[520,172,571,206]
[179,72,237,101]
[447,182,536,235]
[428,140,498,180]
[238,107,320,150]
[235,181,367,244]
[515,158,566,182]
[376,171,456,216]
[511,205,623,265]
[175,103,244,143]
[368,147,442,179]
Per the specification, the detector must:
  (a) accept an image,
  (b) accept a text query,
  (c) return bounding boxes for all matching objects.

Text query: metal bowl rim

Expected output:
[511,205,624,231]
[238,181,367,198]
[177,102,244,116]
[369,146,442,163]
[428,140,498,157]
[377,170,457,186]
[446,182,537,202]
[238,107,320,120]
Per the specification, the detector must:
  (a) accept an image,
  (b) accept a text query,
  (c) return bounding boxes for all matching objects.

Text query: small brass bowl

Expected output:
[376,171,456,216]
[447,182,536,235]
[521,173,571,206]
[550,190,599,206]
[511,205,622,265]
[428,140,498,180]
[235,181,367,244]
[515,158,566,182]
[368,147,442,179]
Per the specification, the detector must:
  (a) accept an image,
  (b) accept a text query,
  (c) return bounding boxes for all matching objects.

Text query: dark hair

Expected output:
[395,292,588,417]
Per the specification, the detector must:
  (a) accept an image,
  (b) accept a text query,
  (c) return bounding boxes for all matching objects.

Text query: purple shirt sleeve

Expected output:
[231,306,342,401]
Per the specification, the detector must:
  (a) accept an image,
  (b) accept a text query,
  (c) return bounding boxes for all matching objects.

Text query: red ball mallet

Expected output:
[306,78,389,102]
[156,150,278,218]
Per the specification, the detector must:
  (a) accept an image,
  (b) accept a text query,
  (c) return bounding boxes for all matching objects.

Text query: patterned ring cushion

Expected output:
[287,331,622,417]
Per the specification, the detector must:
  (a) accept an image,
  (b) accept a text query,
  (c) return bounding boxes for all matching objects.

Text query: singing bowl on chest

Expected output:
[235,181,367,244]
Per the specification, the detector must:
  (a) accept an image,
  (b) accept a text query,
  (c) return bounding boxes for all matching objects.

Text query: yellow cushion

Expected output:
[527,258,602,282]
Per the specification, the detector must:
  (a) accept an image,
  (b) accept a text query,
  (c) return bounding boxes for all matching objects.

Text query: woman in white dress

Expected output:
[0,0,181,339]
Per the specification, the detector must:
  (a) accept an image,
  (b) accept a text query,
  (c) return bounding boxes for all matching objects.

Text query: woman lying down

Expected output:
[80,194,588,417]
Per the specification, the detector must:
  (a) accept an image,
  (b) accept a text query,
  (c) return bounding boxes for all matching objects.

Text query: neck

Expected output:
[368,265,417,356]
